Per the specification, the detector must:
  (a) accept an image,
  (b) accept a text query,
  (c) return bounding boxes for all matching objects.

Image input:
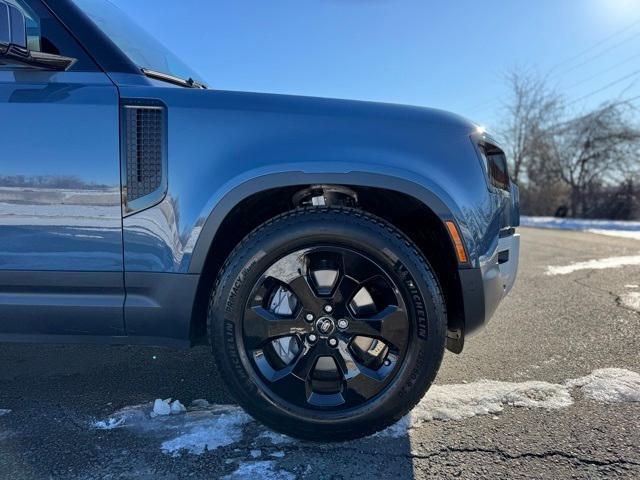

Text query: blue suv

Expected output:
[0,0,520,440]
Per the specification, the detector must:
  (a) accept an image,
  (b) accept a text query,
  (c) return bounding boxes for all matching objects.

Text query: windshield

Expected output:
[72,0,205,85]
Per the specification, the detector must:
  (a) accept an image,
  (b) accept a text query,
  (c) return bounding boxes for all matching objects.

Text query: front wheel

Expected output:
[208,208,446,441]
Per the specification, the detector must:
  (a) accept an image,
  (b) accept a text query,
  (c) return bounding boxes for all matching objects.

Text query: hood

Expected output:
[180,88,478,134]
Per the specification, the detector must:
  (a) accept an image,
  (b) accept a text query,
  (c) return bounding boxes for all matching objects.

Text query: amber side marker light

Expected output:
[445,221,468,264]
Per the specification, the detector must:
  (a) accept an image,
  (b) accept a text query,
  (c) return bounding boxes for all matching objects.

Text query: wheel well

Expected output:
[190,185,464,351]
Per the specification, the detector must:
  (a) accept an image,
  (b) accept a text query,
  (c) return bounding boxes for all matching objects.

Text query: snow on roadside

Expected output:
[377,379,573,437]
[521,216,640,240]
[378,368,640,437]
[566,368,640,403]
[94,401,253,456]
[588,229,640,241]
[545,255,640,276]
[620,292,640,312]
[255,430,294,445]
[160,410,249,455]
[222,461,295,480]
[93,368,640,449]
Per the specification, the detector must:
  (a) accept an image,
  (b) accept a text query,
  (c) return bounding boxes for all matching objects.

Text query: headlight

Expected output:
[476,140,510,191]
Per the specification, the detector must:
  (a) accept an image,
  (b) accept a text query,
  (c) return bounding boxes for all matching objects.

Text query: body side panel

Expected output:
[0,71,123,272]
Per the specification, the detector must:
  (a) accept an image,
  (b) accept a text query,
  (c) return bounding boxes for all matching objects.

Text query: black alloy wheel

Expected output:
[244,246,409,410]
[209,208,447,441]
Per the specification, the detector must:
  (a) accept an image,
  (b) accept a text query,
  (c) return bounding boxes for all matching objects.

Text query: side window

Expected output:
[2,0,98,71]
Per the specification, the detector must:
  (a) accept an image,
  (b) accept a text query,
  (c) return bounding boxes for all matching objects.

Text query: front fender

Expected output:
[188,167,466,274]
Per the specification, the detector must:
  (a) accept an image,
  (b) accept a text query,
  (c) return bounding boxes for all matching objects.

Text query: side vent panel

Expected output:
[121,101,167,215]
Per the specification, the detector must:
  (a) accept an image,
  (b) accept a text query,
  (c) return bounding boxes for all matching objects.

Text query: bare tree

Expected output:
[549,101,640,217]
[498,69,563,183]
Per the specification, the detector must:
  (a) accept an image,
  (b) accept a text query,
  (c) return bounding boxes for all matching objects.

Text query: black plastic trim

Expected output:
[0,270,200,345]
[458,267,486,336]
[120,99,168,216]
[499,227,516,238]
[0,270,125,336]
[124,272,200,342]
[0,333,189,348]
[189,172,458,274]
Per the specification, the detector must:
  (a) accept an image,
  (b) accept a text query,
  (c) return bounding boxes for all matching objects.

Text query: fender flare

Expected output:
[188,171,461,274]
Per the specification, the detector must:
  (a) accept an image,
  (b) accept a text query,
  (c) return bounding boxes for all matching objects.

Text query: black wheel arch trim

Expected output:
[189,171,464,275]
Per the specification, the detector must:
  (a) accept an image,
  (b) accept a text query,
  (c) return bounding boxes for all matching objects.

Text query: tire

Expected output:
[208,207,446,441]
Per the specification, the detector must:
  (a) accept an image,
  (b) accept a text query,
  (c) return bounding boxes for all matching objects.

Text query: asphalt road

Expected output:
[0,227,639,479]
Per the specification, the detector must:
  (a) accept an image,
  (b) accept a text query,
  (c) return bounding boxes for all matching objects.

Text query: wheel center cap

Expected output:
[316,316,335,335]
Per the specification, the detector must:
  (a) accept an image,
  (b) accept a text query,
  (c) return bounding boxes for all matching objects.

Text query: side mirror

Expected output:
[0,0,75,70]
[1,1,28,55]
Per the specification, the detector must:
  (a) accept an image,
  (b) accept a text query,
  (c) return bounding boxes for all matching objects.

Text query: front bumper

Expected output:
[497,231,520,296]
[458,231,520,336]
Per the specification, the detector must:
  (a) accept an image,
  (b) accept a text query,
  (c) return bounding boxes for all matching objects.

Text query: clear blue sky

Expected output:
[110,0,640,130]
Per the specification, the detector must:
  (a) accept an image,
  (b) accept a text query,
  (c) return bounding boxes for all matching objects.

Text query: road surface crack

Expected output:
[573,271,639,316]
[406,445,640,468]
[256,444,640,468]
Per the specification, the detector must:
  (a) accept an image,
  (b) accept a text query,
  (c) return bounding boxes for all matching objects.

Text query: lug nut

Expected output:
[337,319,349,330]
[308,333,318,343]
[305,313,315,322]
[328,337,338,348]
[324,305,333,313]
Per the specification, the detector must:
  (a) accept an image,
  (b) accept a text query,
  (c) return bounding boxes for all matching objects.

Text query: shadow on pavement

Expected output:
[0,343,415,479]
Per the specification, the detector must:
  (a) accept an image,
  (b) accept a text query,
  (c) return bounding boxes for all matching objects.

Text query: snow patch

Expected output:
[620,292,640,312]
[94,402,251,456]
[161,410,249,455]
[566,368,640,403]
[377,379,572,437]
[0,409,10,416]
[256,429,294,445]
[152,399,171,416]
[588,229,640,241]
[149,398,186,417]
[94,417,125,430]
[378,368,640,437]
[223,461,295,480]
[170,400,186,415]
[250,449,262,458]
[521,216,640,235]
[545,255,640,275]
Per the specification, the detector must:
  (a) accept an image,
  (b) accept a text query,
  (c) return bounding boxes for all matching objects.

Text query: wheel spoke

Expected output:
[291,344,320,381]
[244,306,308,348]
[265,366,311,406]
[287,275,319,308]
[333,274,360,307]
[347,305,408,352]
[335,345,385,402]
